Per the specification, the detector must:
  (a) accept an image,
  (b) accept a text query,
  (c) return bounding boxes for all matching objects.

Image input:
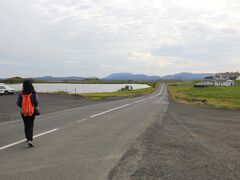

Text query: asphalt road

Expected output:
[0,93,99,123]
[0,84,168,180]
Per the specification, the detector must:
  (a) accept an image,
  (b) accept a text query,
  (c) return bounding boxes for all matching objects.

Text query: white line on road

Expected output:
[153,85,164,97]
[33,129,59,138]
[134,99,146,103]
[0,128,59,151]
[134,85,165,103]
[90,104,130,118]
[77,118,87,123]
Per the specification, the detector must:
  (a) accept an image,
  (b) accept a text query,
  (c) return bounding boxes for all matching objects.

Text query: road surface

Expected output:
[0,84,168,180]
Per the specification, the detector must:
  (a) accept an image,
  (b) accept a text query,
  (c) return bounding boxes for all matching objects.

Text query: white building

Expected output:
[195,72,239,87]
[237,76,240,80]
[201,79,234,86]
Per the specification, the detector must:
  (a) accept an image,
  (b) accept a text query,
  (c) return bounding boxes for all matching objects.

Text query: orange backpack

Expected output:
[21,93,34,117]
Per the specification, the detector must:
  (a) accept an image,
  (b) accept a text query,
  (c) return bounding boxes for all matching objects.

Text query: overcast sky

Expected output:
[1,0,240,78]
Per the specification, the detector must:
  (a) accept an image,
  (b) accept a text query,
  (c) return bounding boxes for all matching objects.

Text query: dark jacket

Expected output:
[17,92,39,108]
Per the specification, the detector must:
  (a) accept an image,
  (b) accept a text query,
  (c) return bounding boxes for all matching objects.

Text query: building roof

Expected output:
[218,72,240,78]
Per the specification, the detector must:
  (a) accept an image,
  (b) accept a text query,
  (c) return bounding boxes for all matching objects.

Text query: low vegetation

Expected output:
[79,82,160,100]
[168,81,240,109]
[0,77,25,84]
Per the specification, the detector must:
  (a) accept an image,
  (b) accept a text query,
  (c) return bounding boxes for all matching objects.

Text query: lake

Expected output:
[2,83,150,94]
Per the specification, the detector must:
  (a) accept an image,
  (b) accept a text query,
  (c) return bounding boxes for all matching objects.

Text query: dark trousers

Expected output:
[22,115,35,141]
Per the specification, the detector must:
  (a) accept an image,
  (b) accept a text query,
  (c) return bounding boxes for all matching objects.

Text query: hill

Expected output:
[0,77,25,84]
[160,72,212,80]
[33,76,85,81]
[103,72,212,81]
[1,72,214,83]
[103,73,161,81]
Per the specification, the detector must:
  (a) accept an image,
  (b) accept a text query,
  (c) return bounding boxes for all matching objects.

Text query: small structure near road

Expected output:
[195,72,239,87]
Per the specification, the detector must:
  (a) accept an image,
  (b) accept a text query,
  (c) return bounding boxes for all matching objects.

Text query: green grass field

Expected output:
[79,82,159,100]
[168,81,240,109]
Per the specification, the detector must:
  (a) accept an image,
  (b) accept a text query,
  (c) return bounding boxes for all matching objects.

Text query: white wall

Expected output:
[201,80,234,86]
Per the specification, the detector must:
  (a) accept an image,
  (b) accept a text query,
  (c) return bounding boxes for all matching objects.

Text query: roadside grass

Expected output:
[79,82,160,100]
[168,81,240,109]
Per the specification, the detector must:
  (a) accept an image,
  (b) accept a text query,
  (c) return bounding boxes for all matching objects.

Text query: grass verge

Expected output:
[79,82,160,100]
[168,81,240,109]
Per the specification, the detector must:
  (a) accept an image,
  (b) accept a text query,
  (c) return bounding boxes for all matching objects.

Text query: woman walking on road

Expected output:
[17,80,39,147]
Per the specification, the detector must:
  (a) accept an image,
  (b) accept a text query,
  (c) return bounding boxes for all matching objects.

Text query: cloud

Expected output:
[0,0,240,77]
[100,64,112,68]
[64,60,82,65]
[0,61,23,65]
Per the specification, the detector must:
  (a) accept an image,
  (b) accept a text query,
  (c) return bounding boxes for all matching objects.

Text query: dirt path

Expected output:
[109,98,240,180]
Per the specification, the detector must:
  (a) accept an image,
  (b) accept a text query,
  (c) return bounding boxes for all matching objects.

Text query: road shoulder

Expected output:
[108,98,240,180]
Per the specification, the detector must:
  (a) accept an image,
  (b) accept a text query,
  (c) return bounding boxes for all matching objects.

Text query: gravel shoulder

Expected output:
[109,97,240,180]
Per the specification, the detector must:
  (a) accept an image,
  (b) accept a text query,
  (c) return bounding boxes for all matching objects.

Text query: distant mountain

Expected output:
[160,72,213,80]
[103,73,161,81]
[103,72,213,81]
[2,73,214,83]
[33,76,85,81]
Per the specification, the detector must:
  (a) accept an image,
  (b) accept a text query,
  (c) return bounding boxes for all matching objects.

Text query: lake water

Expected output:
[1,83,149,94]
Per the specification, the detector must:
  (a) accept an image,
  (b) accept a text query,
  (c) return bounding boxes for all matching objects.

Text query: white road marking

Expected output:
[89,85,163,118]
[134,84,165,103]
[33,129,59,138]
[0,140,26,151]
[146,96,155,100]
[90,104,130,118]
[134,99,147,103]
[153,85,164,97]
[0,128,59,151]
[77,118,87,123]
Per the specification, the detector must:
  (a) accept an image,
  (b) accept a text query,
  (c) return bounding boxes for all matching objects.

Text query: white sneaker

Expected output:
[28,141,34,147]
